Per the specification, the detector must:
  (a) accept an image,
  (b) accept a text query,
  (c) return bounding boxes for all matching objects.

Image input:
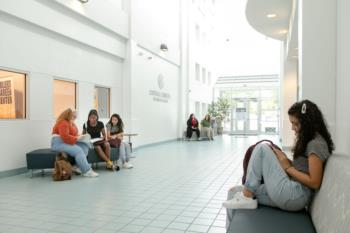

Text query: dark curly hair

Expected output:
[108,113,124,130]
[288,100,334,159]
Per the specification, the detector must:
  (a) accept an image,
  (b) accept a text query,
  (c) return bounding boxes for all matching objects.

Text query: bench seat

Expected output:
[227,154,350,233]
[228,205,315,233]
[26,148,119,172]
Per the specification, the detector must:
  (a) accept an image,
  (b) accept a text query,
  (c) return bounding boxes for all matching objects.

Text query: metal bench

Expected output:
[26,148,119,177]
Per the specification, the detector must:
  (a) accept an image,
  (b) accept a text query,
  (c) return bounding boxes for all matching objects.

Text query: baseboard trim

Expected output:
[133,138,180,151]
[1,138,181,178]
[0,167,27,179]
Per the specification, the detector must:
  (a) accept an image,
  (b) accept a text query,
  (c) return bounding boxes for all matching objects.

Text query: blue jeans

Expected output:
[226,144,312,229]
[51,136,91,173]
[245,144,312,210]
[119,141,131,163]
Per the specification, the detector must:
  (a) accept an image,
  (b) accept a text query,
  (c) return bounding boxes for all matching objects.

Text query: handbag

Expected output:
[52,152,72,181]
[109,138,121,148]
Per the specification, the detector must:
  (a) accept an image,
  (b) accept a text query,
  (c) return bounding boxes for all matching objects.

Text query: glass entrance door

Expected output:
[230,98,260,135]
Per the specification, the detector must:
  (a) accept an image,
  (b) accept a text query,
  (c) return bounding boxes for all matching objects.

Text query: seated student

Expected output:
[83,109,114,171]
[106,114,134,169]
[201,114,214,140]
[186,113,200,140]
[223,100,334,229]
[51,108,98,178]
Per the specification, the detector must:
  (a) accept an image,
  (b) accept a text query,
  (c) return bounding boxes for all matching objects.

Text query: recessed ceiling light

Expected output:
[267,13,277,18]
[279,29,288,34]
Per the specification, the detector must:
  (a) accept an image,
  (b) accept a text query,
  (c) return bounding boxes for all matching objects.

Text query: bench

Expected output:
[182,128,216,141]
[26,148,120,177]
[227,154,350,233]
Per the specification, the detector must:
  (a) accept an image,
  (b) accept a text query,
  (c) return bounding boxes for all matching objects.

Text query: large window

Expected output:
[53,80,76,118]
[208,71,212,85]
[195,63,201,81]
[0,69,26,119]
[202,67,206,84]
[195,24,200,43]
[94,86,110,118]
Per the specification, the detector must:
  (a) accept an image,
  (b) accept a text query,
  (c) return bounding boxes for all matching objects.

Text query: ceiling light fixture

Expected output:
[279,29,288,34]
[160,44,168,52]
[78,0,89,3]
[266,13,277,18]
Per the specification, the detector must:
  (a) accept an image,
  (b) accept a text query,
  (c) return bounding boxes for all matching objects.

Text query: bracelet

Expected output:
[284,165,292,171]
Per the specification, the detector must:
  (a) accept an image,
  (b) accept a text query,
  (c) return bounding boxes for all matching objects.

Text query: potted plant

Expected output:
[208,97,231,134]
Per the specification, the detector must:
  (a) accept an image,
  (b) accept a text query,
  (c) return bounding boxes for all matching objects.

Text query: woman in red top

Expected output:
[51,108,98,178]
[186,113,200,140]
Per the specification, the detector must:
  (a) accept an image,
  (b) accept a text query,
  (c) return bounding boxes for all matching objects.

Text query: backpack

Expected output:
[52,152,73,181]
[242,139,281,184]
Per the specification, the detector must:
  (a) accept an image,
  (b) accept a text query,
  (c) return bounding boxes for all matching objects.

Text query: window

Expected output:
[195,101,200,118]
[202,67,206,84]
[94,86,110,118]
[0,69,26,119]
[208,71,212,85]
[195,63,201,81]
[202,103,207,116]
[195,24,200,43]
[53,80,76,118]
[202,32,206,45]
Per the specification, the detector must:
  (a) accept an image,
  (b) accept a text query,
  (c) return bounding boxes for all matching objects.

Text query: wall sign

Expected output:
[0,77,15,118]
[149,74,171,103]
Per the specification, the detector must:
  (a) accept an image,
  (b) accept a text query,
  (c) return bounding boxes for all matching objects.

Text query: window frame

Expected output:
[0,67,27,120]
[94,85,111,119]
[53,78,77,119]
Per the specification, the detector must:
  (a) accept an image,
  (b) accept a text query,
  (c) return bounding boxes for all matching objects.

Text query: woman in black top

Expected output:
[83,109,114,170]
[186,113,200,140]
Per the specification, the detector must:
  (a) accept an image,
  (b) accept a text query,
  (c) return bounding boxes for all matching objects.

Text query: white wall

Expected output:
[0,0,125,172]
[335,0,350,154]
[298,0,336,135]
[188,0,216,122]
[131,0,180,65]
[131,47,179,146]
[281,58,298,148]
[125,0,181,146]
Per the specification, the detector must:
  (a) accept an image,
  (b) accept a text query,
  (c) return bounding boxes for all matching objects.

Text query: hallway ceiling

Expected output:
[245,0,293,41]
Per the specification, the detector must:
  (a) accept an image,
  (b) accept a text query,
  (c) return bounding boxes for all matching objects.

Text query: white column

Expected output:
[122,0,133,133]
[281,57,298,149]
[179,0,190,138]
[335,0,350,154]
[298,0,336,135]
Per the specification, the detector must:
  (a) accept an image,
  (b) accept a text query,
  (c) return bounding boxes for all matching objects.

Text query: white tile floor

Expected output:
[0,135,278,233]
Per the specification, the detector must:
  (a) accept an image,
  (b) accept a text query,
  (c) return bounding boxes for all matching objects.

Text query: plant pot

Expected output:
[217,126,224,135]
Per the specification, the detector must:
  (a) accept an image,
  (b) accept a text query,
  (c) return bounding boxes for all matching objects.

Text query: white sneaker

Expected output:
[72,166,81,175]
[83,169,99,178]
[123,162,134,169]
[222,191,257,209]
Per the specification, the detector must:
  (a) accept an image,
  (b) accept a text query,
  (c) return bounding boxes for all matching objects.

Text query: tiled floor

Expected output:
[0,135,278,233]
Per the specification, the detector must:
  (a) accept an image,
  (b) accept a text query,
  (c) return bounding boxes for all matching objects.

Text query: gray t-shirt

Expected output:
[106,123,123,135]
[292,134,330,173]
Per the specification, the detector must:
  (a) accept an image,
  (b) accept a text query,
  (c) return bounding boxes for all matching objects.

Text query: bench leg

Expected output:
[31,169,33,178]
[41,169,44,177]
